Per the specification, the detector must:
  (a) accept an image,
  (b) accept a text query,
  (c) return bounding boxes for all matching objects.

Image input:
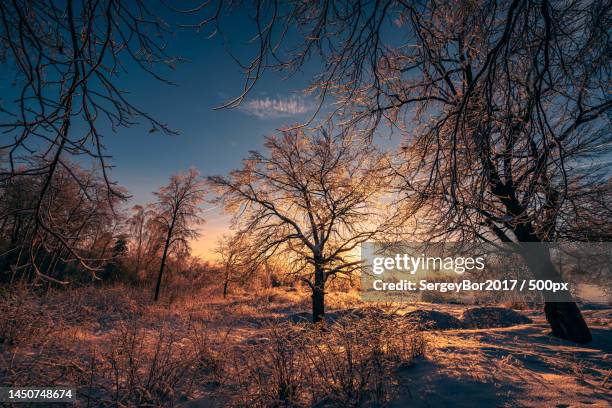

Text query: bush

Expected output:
[81,319,222,406]
[236,312,426,407]
[404,310,464,331]
[461,307,532,328]
[0,286,54,347]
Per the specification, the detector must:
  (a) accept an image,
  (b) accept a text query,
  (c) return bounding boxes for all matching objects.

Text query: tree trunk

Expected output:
[154,220,175,301]
[154,243,169,301]
[223,271,229,299]
[521,245,592,344]
[544,302,592,344]
[312,265,325,323]
[480,130,593,344]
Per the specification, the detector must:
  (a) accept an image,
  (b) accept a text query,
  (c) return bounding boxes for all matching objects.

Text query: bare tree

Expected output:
[209,130,390,322]
[126,204,164,279]
[196,0,610,343]
[0,0,178,281]
[214,233,260,298]
[152,169,206,301]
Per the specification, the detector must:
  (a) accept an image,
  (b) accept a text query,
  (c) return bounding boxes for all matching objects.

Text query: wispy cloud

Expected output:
[240,95,314,119]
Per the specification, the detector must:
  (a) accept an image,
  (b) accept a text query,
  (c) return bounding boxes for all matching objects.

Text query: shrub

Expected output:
[80,319,222,406]
[404,310,464,331]
[461,307,532,328]
[0,286,54,347]
[235,313,426,407]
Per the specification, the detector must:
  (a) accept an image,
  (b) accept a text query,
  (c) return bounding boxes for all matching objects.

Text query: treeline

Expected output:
[1,162,122,285]
[0,163,204,291]
[0,160,294,299]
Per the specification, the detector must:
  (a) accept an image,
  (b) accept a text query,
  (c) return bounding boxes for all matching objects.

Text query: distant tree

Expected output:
[101,235,129,282]
[214,233,261,298]
[126,204,165,279]
[209,130,390,322]
[151,169,206,301]
[215,235,241,298]
[197,0,610,343]
[127,205,148,275]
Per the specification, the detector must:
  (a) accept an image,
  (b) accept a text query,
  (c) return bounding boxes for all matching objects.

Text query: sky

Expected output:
[0,3,407,261]
[2,3,609,262]
[0,4,329,260]
[84,7,321,260]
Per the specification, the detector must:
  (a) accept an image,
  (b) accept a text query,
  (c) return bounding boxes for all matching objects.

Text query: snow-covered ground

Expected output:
[1,286,609,407]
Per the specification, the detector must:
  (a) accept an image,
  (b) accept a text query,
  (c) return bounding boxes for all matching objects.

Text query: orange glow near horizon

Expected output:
[190,207,232,261]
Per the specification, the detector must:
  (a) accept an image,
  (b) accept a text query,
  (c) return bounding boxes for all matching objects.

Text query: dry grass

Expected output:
[1,283,608,407]
[79,319,222,406]
[232,313,426,407]
[0,284,427,407]
[0,285,55,347]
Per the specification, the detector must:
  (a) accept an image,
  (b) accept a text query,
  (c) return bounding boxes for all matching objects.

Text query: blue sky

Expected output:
[3,4,608,259]
[0,4,407,259]
[0,5,323,259]
[101,12,323,257]
[104,11,316,198]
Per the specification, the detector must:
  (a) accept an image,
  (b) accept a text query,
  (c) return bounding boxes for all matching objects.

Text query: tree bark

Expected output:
[544,302,592,344]
[520,245,592,344]
[223,267,229,299]
[153,240,169,301]
[312,265,325,323]
[154,217,175,301]
[480,126,593,344]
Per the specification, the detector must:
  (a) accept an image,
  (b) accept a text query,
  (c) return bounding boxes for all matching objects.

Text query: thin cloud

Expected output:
[201,206,218,213]
[240,95,313,119]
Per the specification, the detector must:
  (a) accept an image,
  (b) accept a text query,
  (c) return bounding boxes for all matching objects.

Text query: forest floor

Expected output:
[0,284,610,407]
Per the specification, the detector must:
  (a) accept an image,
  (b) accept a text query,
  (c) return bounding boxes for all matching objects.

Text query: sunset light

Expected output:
[0,1,610,406]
